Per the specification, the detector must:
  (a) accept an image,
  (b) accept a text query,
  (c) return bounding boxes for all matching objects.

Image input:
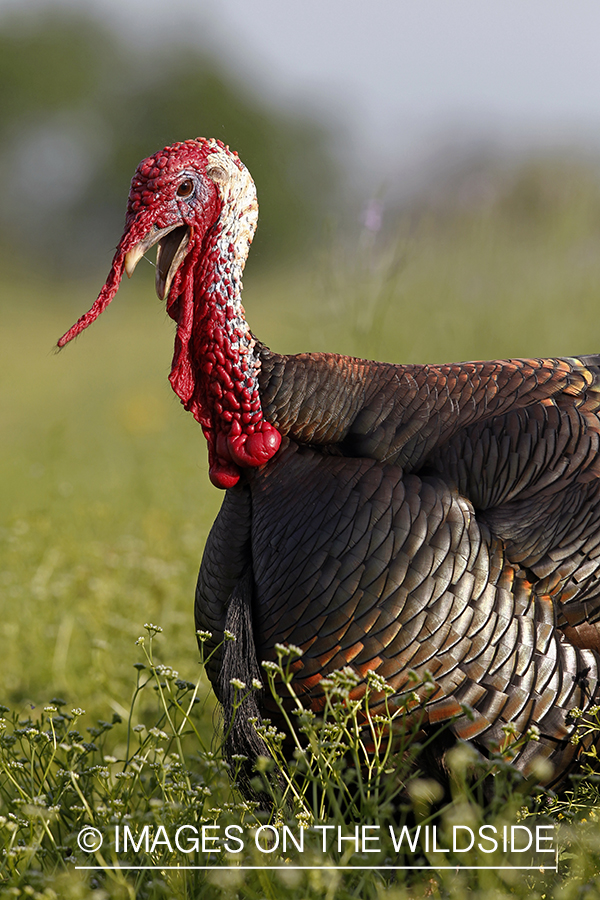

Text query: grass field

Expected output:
[3,158,600,896]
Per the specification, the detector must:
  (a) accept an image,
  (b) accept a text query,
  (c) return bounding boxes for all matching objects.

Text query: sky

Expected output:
[3,0,600,189]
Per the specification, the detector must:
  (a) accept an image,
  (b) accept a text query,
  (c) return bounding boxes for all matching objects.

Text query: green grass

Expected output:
[3,160,600,896]
[2,276,213,711]
[0,629,570,900]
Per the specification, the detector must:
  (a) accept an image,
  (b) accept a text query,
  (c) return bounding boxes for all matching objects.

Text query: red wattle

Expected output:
[227,423,282,467]
[209,461,241,489]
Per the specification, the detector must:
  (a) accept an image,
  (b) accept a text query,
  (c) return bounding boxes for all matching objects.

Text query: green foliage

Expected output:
[252,648,443,822]
[0,14,113,116]
[309,156,600,365]
[0,10,336,275]
[0,627,569,899]
[0,626,240,898]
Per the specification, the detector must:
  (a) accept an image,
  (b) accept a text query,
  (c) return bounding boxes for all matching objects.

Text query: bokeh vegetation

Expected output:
[0,9,336,276]
[4,5,600,899]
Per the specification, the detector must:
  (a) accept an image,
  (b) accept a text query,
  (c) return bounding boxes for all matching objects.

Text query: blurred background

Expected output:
[3,0,600,276]
[3,0,600,720]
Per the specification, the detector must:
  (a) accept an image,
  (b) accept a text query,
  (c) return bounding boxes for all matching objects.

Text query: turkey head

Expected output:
[58,138,281,489]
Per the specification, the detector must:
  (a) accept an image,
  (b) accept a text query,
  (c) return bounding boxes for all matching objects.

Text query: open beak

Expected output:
[124,223,191,301]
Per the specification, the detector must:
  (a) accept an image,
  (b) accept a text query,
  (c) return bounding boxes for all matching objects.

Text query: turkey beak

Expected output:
[155,225,190,301]
[123,222,191,302]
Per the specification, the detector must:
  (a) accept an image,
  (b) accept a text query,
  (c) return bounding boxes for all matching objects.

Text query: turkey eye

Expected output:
[177,178,194,199]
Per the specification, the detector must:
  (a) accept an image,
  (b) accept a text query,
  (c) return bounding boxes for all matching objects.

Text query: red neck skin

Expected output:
[166,222,281,489]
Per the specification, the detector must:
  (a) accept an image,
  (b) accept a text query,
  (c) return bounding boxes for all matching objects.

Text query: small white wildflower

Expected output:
[144,623,163,634]
[71,708,85,717]
[251,679,263,690]
[196,630,212,642]
[156,665,178,680]
[149,728,168,741]
[224,630,236,642]
[230,678,247,690]
[338,666,360,684]
[366,670,395,694]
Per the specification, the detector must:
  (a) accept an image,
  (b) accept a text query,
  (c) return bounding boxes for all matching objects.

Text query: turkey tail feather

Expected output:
[219,570,270,786]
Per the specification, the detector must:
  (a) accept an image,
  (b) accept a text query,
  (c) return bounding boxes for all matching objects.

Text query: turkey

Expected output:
[58,138,600,789]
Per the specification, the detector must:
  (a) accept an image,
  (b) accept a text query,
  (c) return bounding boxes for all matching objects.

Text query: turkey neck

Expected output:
[169,223,281,490]
[190,235,260,433]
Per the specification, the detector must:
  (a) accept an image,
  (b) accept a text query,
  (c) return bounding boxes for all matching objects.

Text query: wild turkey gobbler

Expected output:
[59,138,600,787]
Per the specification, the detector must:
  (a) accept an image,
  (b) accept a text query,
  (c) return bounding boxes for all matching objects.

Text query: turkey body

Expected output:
[198,348,600,783]
[58,138,600,788]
